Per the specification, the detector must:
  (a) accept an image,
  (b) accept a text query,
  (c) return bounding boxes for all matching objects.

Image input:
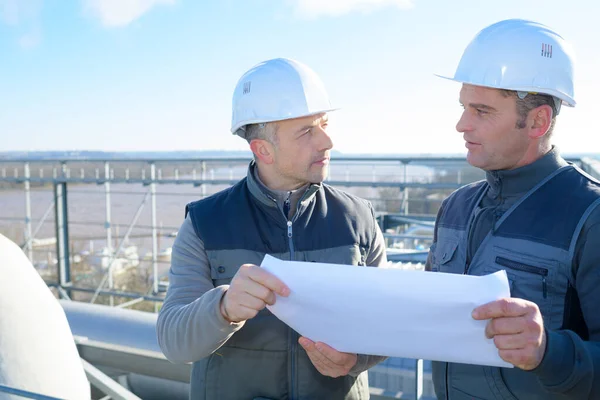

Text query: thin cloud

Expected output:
[0,0,43,47]
[19,31,41,48]
[290,0,414,18]
[83,0,176,27]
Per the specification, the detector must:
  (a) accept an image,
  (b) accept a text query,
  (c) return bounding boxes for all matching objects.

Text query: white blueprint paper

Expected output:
[261,255,512,368]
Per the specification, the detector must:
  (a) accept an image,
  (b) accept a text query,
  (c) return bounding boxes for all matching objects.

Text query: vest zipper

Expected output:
[281,192,297,399]
[280,188,313,400]
[288,218,297,400]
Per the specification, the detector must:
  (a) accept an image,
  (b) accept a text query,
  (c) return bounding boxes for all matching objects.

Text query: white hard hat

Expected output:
[231,58,337,137]
[438,19,576,108]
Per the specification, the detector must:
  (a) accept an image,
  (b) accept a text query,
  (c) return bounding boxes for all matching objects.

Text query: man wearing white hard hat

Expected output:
[426,19,600,399]
[157,58,387,399]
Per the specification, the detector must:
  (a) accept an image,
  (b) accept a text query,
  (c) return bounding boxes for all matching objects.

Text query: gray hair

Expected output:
[500,90,559,136]
[243,122,278,145]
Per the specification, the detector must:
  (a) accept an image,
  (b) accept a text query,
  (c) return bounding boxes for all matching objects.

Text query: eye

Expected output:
[299,128,311,137]
[475,108,488,116]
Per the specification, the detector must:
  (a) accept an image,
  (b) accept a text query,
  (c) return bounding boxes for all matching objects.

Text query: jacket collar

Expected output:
[485,146,568,199]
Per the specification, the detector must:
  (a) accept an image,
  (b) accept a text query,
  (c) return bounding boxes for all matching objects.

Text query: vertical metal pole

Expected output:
[24,162,33,262]
[415,359,423,400]
[105,162,114,306]
[54,180,70,288]
[201,161,206,198]
[151,163,159,311]
[402,162,409,214]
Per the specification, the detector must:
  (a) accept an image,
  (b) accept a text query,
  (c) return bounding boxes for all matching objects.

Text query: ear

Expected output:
[528,105,553,139]
[250,139,275,164]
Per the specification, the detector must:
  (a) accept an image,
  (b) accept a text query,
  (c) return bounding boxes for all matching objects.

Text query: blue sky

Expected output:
[0,0,598,155]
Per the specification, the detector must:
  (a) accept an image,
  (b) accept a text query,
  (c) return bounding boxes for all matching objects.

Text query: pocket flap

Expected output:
[436,240,458,265]
[210,263,238,280]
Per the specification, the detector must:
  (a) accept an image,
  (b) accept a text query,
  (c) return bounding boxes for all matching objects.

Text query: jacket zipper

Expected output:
[495,256,548,298]
[281,192,297,399]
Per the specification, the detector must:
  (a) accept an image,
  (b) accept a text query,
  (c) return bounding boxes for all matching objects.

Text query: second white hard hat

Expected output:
[438,19,576,107]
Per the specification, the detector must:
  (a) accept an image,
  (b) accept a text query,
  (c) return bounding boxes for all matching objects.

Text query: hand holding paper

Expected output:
[473,297,546,370]
[261,255,513,368]
[221,263,290,323]
[298,337,358,378]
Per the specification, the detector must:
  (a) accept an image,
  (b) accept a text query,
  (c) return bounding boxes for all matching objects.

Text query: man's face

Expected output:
[457,84,530,171]
[269,112,333,189]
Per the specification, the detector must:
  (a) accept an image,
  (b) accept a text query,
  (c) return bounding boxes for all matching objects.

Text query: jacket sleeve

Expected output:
[425,199,445,272]
[532,212,600,399]
[156,215,244,363]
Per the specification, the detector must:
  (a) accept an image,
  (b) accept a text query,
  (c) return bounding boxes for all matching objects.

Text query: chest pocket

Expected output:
[430,239,464,274]
[207,250,267,287]
[485,246,560,327]
[210,263,238,287]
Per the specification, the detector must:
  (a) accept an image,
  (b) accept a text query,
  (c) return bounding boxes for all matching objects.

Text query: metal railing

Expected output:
[0,156,485,307]
[1,155,598,400]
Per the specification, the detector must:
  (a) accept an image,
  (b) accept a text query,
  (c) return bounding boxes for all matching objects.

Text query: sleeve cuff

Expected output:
[209,285,245,333]
[349,354,387,376]
[531,329,575,387]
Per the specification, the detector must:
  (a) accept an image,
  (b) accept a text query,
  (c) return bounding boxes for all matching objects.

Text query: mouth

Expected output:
[464,139,480,149]
[312,157,330,165]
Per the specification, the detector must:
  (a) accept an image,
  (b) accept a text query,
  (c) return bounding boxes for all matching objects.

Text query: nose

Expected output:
[315,125,333,151]
[455,110,472,133]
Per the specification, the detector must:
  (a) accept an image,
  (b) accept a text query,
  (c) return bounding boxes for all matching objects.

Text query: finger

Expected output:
[299,337,315,348]
[305,352,329,375]
[485,316,527,338]
[498,349,535,370]
[492,333,528,350]
[228,304,261,321]
[300,341,328,373]
[238,279,277,305]
[232,292,267,312]
[473,298,537,320]
[299,338,337,370]
[242,265,290,297]
[313,342,353,365]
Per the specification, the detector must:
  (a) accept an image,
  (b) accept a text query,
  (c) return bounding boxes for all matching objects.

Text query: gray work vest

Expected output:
[430,165,600,400]
[186,171,378,400]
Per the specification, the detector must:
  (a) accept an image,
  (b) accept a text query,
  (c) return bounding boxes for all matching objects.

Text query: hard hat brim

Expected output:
[231,107,340,135]
[434,74,576,107]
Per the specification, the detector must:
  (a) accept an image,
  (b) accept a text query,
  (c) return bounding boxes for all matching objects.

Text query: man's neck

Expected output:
[255,164,306,191]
